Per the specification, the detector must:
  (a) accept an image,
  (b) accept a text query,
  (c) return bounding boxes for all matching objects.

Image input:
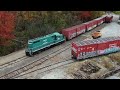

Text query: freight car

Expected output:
[25,32,65,56]
[105,15,113,23]
[62,24,86,40]
[72,37,120,60]
[62,15,112,40]
[84,20,98,31]
[94,16,105,26]
[25,15,113,56]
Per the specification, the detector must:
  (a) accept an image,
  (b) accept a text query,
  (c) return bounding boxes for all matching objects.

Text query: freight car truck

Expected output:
[25,32,66,56]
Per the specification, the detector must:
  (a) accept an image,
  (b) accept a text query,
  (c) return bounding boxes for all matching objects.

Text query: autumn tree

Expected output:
[80,11,92,22]
[91,11,105,19]
[0,11,16,46]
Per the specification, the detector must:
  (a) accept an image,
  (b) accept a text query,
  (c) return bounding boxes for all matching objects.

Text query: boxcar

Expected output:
[106,37,120,53]
[102,16,107,23]
[84,20,98,31]
[76,24,86,36]
[71,42,78,59]
[92,20,98,28]
[95,17,104,26]
[72,40,98,60]
[84,21,93,31]
[72,37,120,60]
[62,24,86,40]
[25,32,66,56]
[105,15,113,23]
[62,26,77,40]
[97,38,109,55]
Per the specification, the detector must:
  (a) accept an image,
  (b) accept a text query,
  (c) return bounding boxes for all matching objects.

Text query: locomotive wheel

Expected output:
[25,52,29,56]
[26,52,31,57]
[30,53,34,57]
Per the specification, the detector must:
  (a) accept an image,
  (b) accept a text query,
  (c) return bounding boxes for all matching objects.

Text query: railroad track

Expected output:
[0,56,28,70]
[0,45,71,79]
[14,58,74,79]
[0,40,72,71]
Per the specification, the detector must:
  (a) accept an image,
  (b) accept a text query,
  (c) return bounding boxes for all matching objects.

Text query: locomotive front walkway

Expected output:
[0,49,25,65]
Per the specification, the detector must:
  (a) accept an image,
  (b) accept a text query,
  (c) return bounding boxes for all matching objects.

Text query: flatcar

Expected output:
[25,32,66,56]
[71,37,120,60]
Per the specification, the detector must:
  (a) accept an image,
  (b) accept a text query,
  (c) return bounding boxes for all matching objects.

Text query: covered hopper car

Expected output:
[72,37,120,60]
[25,32,65,56]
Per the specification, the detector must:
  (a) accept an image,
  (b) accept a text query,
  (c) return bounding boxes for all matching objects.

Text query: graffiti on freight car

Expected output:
[105,47,120,54]
[77,29,85,35]
[97,50,106,55]
[78,51,97,59]
[72,47,77,53]
[69,33,76,39]
[109,44,117,48]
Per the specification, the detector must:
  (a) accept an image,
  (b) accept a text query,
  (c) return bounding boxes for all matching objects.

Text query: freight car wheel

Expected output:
[61,40,66,44]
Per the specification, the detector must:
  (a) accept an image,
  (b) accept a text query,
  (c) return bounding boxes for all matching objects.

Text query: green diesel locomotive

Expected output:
[25,32,66,56]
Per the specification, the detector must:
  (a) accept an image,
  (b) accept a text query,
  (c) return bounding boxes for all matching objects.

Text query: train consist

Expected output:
[62,15,108,40]
[71,37,120,60]
[25,15,113,57]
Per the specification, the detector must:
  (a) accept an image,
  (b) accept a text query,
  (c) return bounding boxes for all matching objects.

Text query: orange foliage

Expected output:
[80,11,92,20]
[0,11,16,46]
